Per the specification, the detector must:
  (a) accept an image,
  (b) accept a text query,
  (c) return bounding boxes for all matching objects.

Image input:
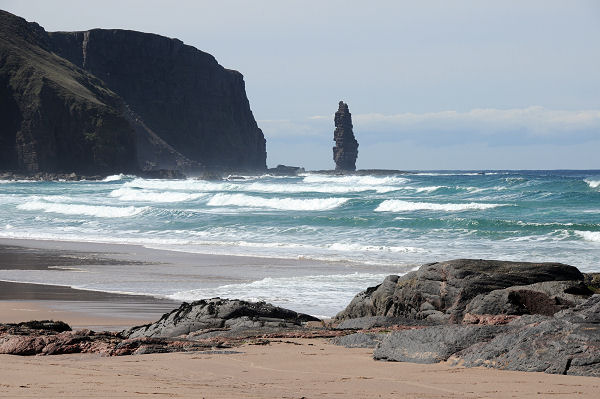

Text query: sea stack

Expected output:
[333,101,359,171]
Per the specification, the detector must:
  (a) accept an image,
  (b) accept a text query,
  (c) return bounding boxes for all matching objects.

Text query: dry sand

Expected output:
[1,338,599,398]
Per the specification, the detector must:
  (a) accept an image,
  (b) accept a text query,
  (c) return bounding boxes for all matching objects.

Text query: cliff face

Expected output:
[0,11,137,174]
[332,101,358,171]
[50,29,266,171]
[0,10,267,175]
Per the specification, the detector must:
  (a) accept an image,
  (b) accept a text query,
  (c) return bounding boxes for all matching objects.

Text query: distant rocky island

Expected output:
[0,10,266,176]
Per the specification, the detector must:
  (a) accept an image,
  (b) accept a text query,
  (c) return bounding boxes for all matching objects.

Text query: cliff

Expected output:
[49,28,266,171]
[0,10,267,175]
[0,10,137,174]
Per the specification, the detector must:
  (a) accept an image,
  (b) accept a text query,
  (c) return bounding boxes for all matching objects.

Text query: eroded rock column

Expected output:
[333,101,358,171]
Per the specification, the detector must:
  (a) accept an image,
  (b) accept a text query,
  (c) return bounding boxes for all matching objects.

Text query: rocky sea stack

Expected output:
[332,101,358,171]
[0,10,266,175]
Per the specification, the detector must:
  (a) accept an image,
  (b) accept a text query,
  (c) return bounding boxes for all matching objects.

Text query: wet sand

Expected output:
[0,300,149,331]
[0,240,183,329]
[0,237,342,327]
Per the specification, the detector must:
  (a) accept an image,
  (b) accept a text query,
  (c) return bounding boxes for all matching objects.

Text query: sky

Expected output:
[2,0,599,170]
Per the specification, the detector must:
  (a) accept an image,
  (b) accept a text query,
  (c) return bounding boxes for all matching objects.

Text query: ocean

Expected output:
[1,170,599,317]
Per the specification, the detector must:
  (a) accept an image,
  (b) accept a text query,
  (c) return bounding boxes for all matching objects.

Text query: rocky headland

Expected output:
[1,260,599,377]
[0,10,266,176]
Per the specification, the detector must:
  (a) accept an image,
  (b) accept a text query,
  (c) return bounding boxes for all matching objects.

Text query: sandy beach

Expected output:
[1,238,599,398]
[1,338,599,398]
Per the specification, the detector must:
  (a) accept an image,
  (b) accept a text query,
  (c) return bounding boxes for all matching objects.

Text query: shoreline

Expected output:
[0,237,389,325]
[0,237,401,319]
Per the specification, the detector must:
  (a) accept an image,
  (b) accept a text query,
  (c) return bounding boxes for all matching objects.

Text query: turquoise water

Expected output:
[0,170,599,316]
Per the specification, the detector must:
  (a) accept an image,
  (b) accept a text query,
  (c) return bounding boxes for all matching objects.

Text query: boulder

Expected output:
[336,259,585,323]
[455,295,600,377]
[123,298,320,338]
[463,280,592,322]
[373,325,502,364]
[331,332,383,348]
[334,315,433,330]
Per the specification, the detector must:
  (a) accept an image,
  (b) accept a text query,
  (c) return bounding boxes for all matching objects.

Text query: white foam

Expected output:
[375,200,505,212]
[17,200,146,218]
[302,174,409,186]
[327,243,424,253]
[575,231,600,242]
[412,172,482,176]
[102,174,132,182]
[414,186,444,193]
[167,272,390,316]
[124,178,230,192]
[207,193,349,211]
[109,187,206,203]
[245,181,398,194]
[585,179,600,189]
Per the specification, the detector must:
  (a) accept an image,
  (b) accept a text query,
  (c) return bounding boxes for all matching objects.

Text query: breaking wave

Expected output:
[167,272,390,316]
[109,187,206,203]
[206,193,349,211]
[585,179,600,189]
[575,231,600,242]
[302,174,409,186]
[17,200,146,218]
[375,200,506,212]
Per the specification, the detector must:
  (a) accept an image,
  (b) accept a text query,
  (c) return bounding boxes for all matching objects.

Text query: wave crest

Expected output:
[302,174,409,186]
[575,231,600,242]
[585,179,600,189]
[17,200,146,218]
[110,188,205,203]
[375,200,505,212]
[207,193,348,211]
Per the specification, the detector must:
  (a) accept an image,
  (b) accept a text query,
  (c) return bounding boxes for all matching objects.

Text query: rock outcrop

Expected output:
[334,259,600,376]
[332,101,358,171]
[123,298,320,339]
[372,295,600,376]
[0,299,331,356]
[0,10,266,175]
[336,259,587,323]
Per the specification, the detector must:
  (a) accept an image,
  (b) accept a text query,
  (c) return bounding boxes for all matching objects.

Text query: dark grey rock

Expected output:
[337,275,399,320]
[331,332,383,348]
[373,325,502,364]
[465,280,592,318]
[332,101,358,172]
[456,297,600,376]
[267,164,305,176]
[123,298,320,338]
[335,316,435,330]
[336,259,585,323]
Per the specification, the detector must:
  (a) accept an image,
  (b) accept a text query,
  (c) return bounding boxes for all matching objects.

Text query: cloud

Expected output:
[262,107,600,149]
[353,107,600,137]
[258,118,327,138]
